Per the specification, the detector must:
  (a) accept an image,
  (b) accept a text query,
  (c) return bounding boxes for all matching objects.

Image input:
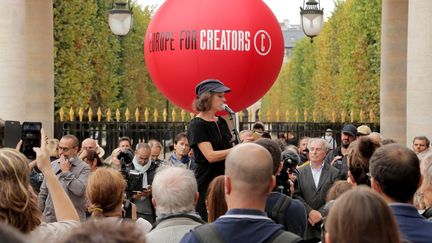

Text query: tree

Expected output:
[261,0,382,122]
[54,0,100,109]
[54,0,163,117]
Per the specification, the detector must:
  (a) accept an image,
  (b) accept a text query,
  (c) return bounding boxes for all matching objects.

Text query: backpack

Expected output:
[191,223,301,243]
[265,193,293,230]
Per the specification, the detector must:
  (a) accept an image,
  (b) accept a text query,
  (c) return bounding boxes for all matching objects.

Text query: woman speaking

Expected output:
[187,79,233,221]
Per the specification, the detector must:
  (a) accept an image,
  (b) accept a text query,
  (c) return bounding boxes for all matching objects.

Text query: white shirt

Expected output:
[310,163,324,188]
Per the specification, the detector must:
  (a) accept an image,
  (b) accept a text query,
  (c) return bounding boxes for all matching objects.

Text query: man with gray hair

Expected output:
[293,138,339,242]
[131,143,159,223]
[38,134,90,222]
[181,143,301,243]
[146,166,204,243]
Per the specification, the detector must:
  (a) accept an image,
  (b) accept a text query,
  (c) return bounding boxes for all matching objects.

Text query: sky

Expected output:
[135,0,336,25]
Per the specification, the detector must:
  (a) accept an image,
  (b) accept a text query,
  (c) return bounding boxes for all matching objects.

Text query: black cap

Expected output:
[342,124,357,137]
[195,79,231,96]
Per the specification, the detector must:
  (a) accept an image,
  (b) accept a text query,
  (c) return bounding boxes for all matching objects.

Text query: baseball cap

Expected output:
[341,124,357,137]
[195,79,231,96]
[357,125,372,135]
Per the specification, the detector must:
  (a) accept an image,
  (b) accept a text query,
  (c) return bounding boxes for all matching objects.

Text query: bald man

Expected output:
[79,138,98,161]
[81,138,97,152]
[181,143,301,243]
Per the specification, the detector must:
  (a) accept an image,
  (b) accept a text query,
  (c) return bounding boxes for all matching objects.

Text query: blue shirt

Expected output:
[180,208,283,243]
[390,203,432,243]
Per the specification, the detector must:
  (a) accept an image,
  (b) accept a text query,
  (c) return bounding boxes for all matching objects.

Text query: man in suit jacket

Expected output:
[293,138,339,242]
[370,144,432,243]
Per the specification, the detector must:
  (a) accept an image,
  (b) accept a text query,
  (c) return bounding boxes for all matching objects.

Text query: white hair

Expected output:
[421,154,432,186]
[307,137,328,151]
[152,166,197,216]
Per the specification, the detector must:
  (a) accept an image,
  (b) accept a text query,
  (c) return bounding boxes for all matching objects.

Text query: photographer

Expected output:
[104,136,132,168]
[277,150,300,196]
[128,143,159,224]
[148,139,165,166]
[254,138,307,237]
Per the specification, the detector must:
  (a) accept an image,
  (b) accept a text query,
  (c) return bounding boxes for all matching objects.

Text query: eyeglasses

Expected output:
[59,146,74,152]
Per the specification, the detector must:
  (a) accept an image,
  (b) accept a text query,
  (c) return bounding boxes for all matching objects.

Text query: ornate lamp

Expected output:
[109,0,133,36]
[300,0,324,43]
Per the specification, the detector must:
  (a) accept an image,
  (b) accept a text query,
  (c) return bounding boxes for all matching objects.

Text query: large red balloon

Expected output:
[144,0,284,112]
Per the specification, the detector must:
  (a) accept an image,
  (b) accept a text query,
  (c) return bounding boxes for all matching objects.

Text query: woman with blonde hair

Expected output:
[104,147,122,170]
[324,186,401,243]
[420,154,432,219]
[0,129,79,242]
[86,168,126,218]
[46,138,59,161]
[86,167,152,232]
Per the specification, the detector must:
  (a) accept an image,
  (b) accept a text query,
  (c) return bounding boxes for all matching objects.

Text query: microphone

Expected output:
[222,104,235,114]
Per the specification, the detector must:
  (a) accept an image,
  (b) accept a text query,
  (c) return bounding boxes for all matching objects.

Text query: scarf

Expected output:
[169,153,190,166]
[132,156,151,187]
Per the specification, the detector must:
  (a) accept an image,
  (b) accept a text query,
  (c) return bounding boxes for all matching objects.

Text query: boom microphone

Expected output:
[222,104,235,114]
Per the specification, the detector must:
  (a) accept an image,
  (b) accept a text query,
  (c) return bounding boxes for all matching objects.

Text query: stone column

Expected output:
[406,0,432,147]
[0,0,27,122]
[380,0,408,145]
[0,0,54,138]
[25,0,54,137]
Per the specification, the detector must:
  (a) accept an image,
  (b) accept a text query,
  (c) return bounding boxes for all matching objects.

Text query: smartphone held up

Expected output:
[20,122,42,160]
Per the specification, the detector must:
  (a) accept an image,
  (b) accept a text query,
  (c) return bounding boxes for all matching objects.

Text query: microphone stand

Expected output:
[228,111,240,145]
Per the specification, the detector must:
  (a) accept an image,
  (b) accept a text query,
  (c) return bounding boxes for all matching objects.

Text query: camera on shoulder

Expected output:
[117,149,144,199]
[117,149,134,166]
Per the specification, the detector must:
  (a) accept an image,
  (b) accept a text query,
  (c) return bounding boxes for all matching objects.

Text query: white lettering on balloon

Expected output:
[148,29,271,56]
[200,29,251,51]
[253,30,271,56]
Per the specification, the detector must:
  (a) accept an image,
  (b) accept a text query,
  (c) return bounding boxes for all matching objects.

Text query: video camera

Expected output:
[117,149,143,198]
[276,150,300,195]
[281,150,299,176]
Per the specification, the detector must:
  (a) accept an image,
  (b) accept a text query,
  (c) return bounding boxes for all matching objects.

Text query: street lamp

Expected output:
[300,0,324,43]
[109,0,133,36]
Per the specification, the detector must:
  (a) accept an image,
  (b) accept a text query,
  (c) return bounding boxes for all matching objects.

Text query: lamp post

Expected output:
[109,0,132,116]
[109,0,133,36]
[300,0,324,43]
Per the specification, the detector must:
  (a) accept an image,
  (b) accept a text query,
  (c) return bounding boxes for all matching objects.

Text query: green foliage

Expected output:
[54,0,170,115]
[261,63,291,114]
[54,0,100,109]
[262,0,382,121]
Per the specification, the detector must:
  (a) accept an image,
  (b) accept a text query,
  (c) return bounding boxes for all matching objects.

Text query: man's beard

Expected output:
[342,141,350,148]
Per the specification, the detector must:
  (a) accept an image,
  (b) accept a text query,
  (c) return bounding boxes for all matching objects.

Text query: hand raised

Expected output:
[32,128,51,173]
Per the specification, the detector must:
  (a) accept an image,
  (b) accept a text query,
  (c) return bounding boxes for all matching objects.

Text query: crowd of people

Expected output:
[1,79,432,243]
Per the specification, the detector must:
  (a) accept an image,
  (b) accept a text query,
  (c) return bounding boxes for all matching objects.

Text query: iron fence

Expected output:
[54,120,379,159]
